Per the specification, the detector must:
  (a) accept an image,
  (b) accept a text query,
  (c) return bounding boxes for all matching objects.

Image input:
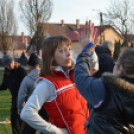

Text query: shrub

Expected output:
[113,40,121,60]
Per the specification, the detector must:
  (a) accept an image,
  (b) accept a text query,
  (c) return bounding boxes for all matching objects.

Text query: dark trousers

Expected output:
[11,108,25,134]
[11,108,37,134]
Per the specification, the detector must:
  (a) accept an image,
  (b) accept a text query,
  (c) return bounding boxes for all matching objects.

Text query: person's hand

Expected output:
[81,20,97,51]
[18,110,21,115]
[38,55,42,59]
[74,20,98,52]
[60,128,69,134]
[22,102,25,107]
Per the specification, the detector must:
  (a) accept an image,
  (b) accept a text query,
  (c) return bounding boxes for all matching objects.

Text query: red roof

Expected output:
[68,25,124,41]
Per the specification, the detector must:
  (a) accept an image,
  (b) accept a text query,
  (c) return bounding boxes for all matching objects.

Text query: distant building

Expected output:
[27,19,84,58]
[0,32,31,58]
[26,20,134,58]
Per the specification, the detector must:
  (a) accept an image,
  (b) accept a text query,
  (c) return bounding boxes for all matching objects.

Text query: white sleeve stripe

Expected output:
[56,84,75,93]
[57,86,75,95]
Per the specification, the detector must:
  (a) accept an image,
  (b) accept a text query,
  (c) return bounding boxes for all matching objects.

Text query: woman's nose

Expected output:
[66,49,71,56]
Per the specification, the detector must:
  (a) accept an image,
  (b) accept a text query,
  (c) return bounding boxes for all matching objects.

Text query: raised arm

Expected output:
[74,20,106,107]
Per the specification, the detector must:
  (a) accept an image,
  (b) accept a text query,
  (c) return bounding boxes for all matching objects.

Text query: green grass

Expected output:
[0,70,12,134]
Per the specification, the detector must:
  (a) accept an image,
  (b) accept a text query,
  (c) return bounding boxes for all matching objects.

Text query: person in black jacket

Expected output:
[0,54,27,134]
[93,41,115,78]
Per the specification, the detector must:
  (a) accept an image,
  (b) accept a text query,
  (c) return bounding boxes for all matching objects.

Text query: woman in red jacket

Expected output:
[21,35,98,134]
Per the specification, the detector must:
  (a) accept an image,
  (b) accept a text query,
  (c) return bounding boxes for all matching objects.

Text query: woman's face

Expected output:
[5,61,15,70]
[54,42,72,70]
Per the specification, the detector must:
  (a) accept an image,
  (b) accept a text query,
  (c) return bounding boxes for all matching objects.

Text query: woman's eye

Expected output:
[60,49,65,52]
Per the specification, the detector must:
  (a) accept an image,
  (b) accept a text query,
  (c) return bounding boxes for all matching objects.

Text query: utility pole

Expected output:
[100,12,105,44]
[92,10,106,44]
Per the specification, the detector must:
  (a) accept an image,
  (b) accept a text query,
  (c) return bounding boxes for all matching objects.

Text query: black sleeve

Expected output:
[106,59,115,73]
[0,74,7,91]
[19,67,27,82]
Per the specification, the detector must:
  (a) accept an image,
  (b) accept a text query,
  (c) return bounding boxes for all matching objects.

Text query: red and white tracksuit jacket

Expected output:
[40,69,88,134]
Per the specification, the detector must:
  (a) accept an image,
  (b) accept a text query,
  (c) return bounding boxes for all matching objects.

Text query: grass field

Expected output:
[0,70,12,134]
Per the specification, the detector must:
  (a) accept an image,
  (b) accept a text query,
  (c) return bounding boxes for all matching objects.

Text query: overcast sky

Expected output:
[15,0,110,35]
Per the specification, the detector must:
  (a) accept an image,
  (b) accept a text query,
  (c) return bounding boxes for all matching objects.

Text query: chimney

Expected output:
[76,19,80,29]
[61,20,64,26]
[22,32,25,43]
[25,38,28,47]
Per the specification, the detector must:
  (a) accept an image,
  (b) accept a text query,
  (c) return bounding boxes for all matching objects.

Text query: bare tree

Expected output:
[0,0,18,54]
[19,0,52,54]
[104,0,134,46]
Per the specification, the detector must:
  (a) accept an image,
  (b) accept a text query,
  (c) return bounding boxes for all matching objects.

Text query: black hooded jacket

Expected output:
[86,73,134,134]
[93,45,115,78]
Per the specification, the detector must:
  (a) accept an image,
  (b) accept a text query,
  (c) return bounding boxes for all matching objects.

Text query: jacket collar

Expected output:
[54,66,74,78]
[101,73,134,98]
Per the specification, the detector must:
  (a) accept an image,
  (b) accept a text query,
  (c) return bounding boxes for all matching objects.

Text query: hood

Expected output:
[28,69,40,81]
[101,73,134,98]
[95,45,111,55]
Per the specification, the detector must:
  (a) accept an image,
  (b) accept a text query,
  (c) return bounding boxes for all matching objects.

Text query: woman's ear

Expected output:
[119,65,125,75]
